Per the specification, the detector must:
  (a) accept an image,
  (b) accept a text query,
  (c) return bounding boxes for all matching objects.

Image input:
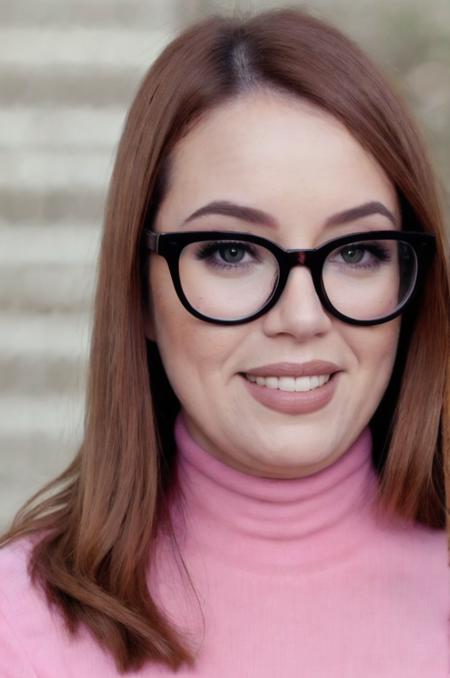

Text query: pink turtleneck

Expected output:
[0,411,447,676]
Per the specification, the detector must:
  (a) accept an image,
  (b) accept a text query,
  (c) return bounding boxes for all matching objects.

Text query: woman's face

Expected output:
[146,91,401,478]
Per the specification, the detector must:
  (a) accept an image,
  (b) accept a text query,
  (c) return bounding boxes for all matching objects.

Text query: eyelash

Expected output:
[330,243,392,269]
[194,239,392,270]
[194,241,261,269]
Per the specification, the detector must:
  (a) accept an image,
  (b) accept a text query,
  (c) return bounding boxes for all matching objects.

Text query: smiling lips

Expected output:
[246,372,331,392]
[241,361,340,414]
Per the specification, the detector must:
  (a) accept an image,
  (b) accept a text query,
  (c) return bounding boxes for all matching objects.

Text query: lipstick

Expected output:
[240,361,340,415]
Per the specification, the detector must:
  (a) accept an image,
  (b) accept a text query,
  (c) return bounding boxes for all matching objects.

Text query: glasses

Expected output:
[144,229,435,326]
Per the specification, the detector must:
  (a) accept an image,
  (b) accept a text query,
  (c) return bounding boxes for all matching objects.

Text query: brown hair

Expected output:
[1,7,449,674]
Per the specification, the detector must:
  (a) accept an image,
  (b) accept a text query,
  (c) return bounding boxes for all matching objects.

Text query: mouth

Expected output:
[238,369,340,415]
[242,373,333,393]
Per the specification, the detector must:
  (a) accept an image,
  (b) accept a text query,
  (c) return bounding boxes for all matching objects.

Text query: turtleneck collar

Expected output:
[169,411,382,573]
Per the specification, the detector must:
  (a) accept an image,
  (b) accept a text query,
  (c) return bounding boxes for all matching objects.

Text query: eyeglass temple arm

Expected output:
[145,230,159,252]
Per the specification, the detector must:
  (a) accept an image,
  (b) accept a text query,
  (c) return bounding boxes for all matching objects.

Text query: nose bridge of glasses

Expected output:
[282,249,323,302]
[286,248,316,270]
[273,251,330,329]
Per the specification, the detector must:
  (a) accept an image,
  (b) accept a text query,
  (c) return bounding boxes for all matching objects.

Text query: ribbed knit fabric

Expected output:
[0,411,447,677]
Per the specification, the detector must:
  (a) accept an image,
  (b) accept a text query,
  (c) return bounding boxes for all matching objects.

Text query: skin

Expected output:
[144,90,401,479]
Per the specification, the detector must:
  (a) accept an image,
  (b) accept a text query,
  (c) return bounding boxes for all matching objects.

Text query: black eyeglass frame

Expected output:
[144,229,435,326]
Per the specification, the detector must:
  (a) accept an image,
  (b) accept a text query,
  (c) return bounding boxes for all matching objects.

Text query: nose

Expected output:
[261,265,333,340]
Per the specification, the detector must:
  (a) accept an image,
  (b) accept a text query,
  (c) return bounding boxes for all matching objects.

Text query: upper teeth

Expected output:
[245,374,331,392]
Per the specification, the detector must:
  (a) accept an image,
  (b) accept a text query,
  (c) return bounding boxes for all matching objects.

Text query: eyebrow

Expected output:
[182,199,398,229]
[183,201,278,228]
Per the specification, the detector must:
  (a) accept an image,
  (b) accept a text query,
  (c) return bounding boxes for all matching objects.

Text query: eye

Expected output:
[328,242,392,270]
[194,240,262,270]
[339,245,365,264]
[217,244,247,264]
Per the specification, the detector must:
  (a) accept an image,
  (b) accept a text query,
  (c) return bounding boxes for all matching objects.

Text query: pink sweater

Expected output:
[0,412,448,676]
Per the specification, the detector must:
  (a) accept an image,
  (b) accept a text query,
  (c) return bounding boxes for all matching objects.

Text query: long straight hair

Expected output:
[1,8,449,673]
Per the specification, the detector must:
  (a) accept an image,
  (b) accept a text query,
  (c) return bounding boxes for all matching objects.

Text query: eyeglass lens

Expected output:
[178,237,418,322]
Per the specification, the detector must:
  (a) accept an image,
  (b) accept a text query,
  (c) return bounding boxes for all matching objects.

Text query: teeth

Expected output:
[245,374,331,392]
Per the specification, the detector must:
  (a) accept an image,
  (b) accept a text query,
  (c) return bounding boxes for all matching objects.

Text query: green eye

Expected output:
[218,245,245,263]
[340,246,364,264]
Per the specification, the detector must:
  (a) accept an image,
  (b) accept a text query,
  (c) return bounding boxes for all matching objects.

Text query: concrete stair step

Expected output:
[0,394,84,529]
[0,311,90,395]
[0,0,177,29]
[0,149,114,190]
[0,187,105,225]
[1,27,172,68]
[0,107,126,149]
[0,394,85,440]
[0,65,141,108]
[0,224,101,264]
[0,263,96,312]
[0,225,99,311]
[0,264,95,311]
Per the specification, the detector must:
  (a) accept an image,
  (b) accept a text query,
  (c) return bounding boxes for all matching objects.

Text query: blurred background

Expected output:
[0,0,449,529]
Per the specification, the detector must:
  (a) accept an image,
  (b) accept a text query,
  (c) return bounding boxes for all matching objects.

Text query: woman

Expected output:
[0,7,448,677]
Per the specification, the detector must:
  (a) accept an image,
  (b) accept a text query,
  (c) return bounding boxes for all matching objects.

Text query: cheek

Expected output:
[150,264,246,390]
[344,319,401,379]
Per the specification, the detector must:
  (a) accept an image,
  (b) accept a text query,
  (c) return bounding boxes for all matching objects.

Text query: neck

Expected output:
[168,411,382,573]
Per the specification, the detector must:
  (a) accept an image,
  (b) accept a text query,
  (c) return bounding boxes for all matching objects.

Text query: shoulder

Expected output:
[0,534,34,568]
[0,537,126,676]
[0,536,35,596]
[0,539,42,678]
[0,536,43,605]
[393,518,447,564]
[371,509,449,587]
[0,537,53,676]
[402,522,449,585]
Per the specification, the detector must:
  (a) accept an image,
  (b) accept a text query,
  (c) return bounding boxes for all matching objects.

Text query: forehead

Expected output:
[156,91,399,236]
